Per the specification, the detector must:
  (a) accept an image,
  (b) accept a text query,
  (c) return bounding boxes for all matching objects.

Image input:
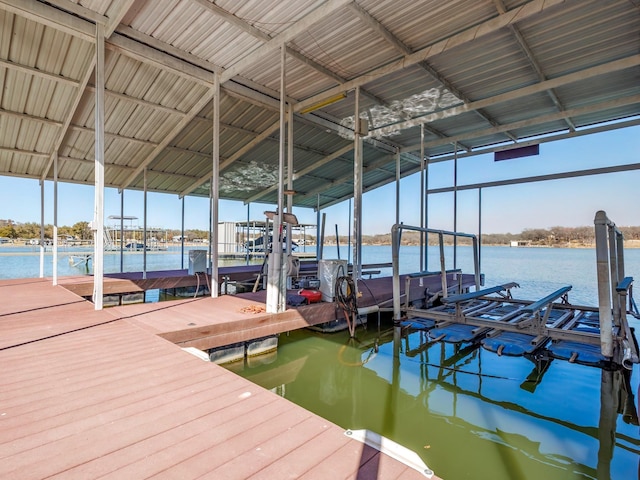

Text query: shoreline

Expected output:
[5,240,640,251]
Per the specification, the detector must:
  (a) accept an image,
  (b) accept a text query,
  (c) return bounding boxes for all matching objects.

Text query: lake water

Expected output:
[2,243,639,478]
[4,243,638,308]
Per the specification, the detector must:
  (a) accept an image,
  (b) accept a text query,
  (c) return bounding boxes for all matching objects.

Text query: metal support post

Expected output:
[419,124,425,271]
[211,73,221,297]
[266,46,287,313]
[453,142,458,269]
[143,168,147,280]
[353,86,363,282]
[181,196,185,270]
[594,210,613,358]
[120,190,124,273]
[39,179,44,278]
[92,22,105,310]
[53,152,58,285]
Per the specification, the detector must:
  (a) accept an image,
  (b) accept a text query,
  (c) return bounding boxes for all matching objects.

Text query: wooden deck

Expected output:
[54,269,476,351]
[0,277,438,479]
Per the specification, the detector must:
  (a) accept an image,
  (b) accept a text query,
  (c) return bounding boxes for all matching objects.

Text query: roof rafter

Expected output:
[57,155,201,182]
[508,24,576,131]
[325,111,640,212]
[380,54,640,137]
[296,152,397,204]
[220,0,353,83]
[0,58,80,87]
[345,3,475,148]
[0,0,96,41]
[295,0,565,113]
[0,108,63,127]
[245,143,354,204]
[180,120,282,198]
[192,0,271,42]
[25,0,138,181]
[400,93,640,154]
[120,93,214,190]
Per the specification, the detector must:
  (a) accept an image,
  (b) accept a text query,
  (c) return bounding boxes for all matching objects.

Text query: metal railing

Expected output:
[392,224,480,321]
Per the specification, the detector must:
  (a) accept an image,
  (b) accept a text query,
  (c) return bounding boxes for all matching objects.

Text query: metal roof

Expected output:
[0,0,638,210]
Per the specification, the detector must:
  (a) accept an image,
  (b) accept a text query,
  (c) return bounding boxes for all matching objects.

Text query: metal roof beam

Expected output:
[108,23,404,166]
[244,143,353,204]
[192,0,271,42]
[36,1,135,182]
[0,146,50,158]
[40,57,95,182]
[226,77,411,163]
[0,58,80,87]
[38,0,108,26]
[401,94,640,154]
[346,3,479,148]
[0,108,63,127]
[286,46,393,111]
[295,0,565,113]
[180,120,281,198]
[165,146,216,161]
[381,54,640,138]
[57,154,203,182]
[107,33,214,87]
[69,125,156,147]
[120,94,214,191]
[7,0,140,183]
[349,1,521,144]
[9,2,396,188]
[508,23,576,131]
[85,85,190,117]
[285,46,344,84]
[70,125,230,162]
[342,118,640,208]
[429,163,640,194]
[220,0,352,83]
[347,3,410,56]
[113,25,221,75]
[0,0,96,42]
[105,0,136,37]
[308,116,640,210]
[296,152,396,203]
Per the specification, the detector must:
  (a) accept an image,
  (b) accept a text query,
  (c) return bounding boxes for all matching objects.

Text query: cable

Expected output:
[194,272,201,298]
[335,275,358,316]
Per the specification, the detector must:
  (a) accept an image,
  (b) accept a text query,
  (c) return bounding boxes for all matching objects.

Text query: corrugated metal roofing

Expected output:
[0,0,638,211]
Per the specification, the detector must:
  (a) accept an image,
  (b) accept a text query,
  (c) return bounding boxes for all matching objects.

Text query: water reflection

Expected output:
[228,322,640,479]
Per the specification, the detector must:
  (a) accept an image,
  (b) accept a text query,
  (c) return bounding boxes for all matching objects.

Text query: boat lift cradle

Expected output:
[391,211,640,369]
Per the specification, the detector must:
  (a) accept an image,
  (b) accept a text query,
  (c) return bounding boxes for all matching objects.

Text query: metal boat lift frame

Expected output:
[391,211,639,368]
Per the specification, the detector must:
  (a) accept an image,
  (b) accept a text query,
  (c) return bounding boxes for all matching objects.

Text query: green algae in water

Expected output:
[226,323,640,480]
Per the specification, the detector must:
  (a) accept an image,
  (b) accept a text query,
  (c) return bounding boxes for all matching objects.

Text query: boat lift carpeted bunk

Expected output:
[391,212,640,370]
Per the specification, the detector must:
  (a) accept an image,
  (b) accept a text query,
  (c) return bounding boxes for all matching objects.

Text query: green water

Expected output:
[227,321,640,479]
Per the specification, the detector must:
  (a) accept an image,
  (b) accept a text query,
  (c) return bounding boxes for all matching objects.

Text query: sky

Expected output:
[0,124,638,236]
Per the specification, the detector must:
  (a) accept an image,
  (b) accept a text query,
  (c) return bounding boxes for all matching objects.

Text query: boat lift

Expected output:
[391,211,640,369]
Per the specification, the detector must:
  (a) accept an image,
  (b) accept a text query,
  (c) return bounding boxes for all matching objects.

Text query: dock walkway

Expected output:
[0,277,436,479]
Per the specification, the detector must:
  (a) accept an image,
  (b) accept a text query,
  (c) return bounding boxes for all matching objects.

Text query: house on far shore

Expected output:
[0,237,10,244]
[510,240,531,247]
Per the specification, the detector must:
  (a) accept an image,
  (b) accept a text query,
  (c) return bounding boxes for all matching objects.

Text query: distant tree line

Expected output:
[0,220,92,241]
[324,225,640,247]
[3,218,640,247]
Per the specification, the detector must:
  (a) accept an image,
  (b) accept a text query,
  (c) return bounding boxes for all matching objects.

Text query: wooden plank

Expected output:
[249,425,352,478]
[57,393,284,478]
[0,278,434,480]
